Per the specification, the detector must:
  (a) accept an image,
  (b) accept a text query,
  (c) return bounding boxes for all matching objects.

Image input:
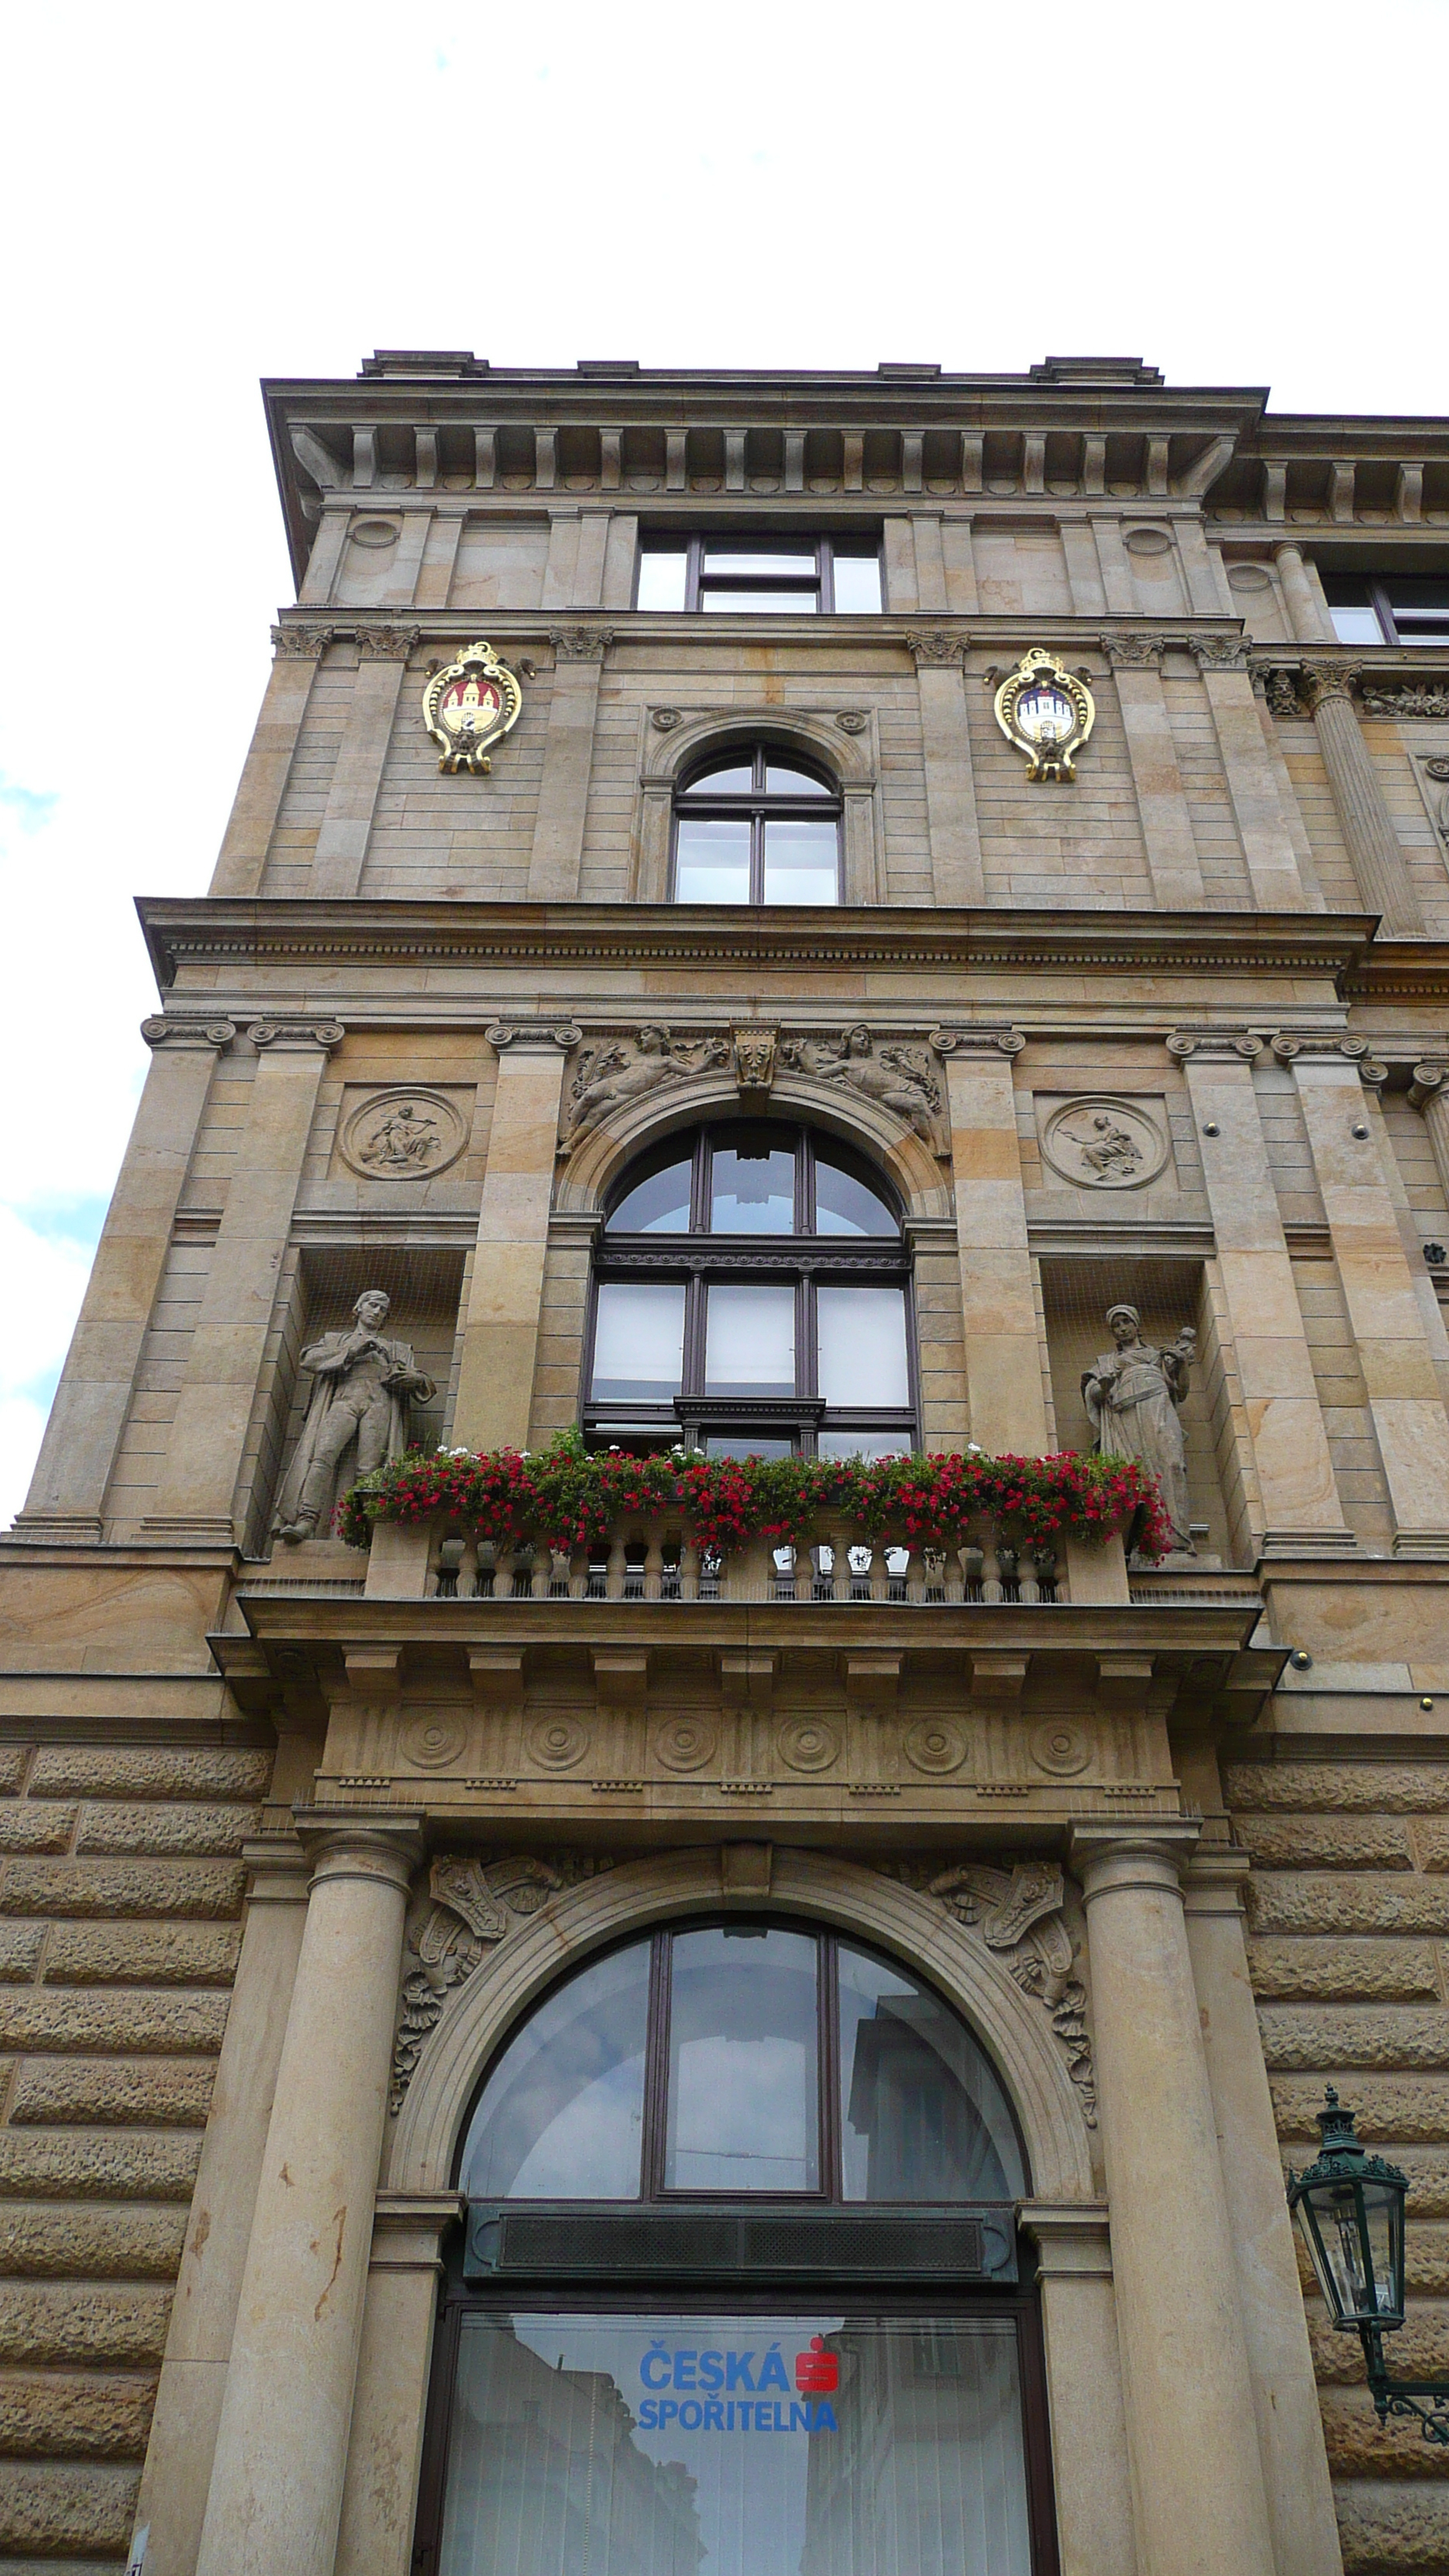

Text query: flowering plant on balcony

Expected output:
[336,1432,1171,1558]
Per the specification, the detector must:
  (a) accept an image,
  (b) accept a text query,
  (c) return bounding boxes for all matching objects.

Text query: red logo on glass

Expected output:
[794,2337,838,2394]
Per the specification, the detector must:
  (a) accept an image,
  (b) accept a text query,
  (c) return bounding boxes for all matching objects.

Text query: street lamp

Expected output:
[1286,2086,1449,2443]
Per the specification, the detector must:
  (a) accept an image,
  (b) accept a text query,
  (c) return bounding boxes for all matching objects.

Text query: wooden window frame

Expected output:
[670,743,844,907]
[635,531,884,614]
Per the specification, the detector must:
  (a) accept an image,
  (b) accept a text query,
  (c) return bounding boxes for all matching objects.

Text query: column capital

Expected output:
[549,622,614,660]
[368,2191,465,2276]
[141,1015,237,1052]
[1270,1029,1387,1084]
[1409,1058,1449,1110]
[485,1018,584,1054]
[1297,655,1362,712]
[906,629,968,667]
[1098,629,1163,668]
[1019,2200,1113,2278]
[246,1017,345,1052]
[292,1807,426,1896]
[1165,1026,1262,1062]
[930,1024,1026,1058]
[1070,1822,1202,1899]
[1188,633,1252,673]
[354,622,421,661]
[270,621,334,660]
[1180,1848,1253,1916]
[241,1824,311,1908]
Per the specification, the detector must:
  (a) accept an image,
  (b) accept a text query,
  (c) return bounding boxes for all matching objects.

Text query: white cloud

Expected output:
[2,0,1444,1519]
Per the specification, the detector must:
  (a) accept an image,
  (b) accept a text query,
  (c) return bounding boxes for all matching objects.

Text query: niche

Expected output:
[1040,1255,1231,1564]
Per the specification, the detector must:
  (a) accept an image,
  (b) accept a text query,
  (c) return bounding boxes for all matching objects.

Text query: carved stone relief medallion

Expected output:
[338,1086,468,1180]
[401,1711,469,1769]
[776,1716,841,1773]
[525,1714,591,1772]
[1037,1094,1170,1192]
[1029,1719,1091,1777]
[654,1714,718,1773]
[903,1718,970,1776]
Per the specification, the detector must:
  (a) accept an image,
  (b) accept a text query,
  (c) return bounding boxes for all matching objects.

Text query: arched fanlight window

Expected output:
[672,745,841,906]
[457,1923,1028,2206]
[584,1122,915,1458]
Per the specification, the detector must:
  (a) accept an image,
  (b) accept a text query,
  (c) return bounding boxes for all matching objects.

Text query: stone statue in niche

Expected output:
[273,1289,437,1543]
[780,1026,948,1156]
[1081,1303,1196,1556]
[557,1024,730,1155]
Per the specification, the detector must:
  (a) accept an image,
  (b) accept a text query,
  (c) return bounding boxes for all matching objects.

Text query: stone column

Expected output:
[12,1016,234,1543]
[310,629,419,899]
[906,634,985,904]
[142,1019,343,1545]
[1298,661,1423,932]
[1166,1029,1350,1555]
[334,2194,464,2576]
[1182,1852,1345,2576]
[934,1028,1049,1454]
[1192,637,1310,910]
[1072,1828,1277,2576]
[1099,634,1205,908]
[527,626,610,898]
[452,1021,578,1452]
[1276,1033,1449,1552]
[211,627,332,899]
[1021,2204,1136,2576]
[195,1816,422,2576]
[1273,542,1336,645]
[135,1831,311,2576]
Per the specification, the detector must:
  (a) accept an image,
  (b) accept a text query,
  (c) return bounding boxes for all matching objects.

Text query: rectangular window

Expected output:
[704,1283,796,1394]
[637,533,884,614]
[591,1281,686,1401]
[674,816,752,905]
[1323,574,1449,647]
[817,1286,910,1409]
[435,2311,1036,2576]
[664,1925,820,2192]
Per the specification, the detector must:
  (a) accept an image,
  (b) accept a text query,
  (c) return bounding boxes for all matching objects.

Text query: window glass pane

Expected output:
[817,1431,912,1461]
[704,1283,796,1393]
[838,1943,1027,2201]
[680,762,755,795]
[675,817,751,904]
[665,1926,820,2191]
[635,550,688,611]
[762,818,839,905]
[814,1153,897,1237]
[817,1286,909,1407]
[764,764,832,796]
[702,1432,795,1459]
[458,1943,651,2201]
[831,550,883,614]
[711,1139,796,1232]
[591,1281,686,1400]
[1329,605,1384,644]
[1386,580,1449,611]
[608,1156,694,1234]
[701,589,819,615]
[703,549,817,577]
[438,2311,1033,2576]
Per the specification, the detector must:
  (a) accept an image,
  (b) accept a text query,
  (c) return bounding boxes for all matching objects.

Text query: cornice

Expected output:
[137,899,1379,995]
[1342,943,1449,1002]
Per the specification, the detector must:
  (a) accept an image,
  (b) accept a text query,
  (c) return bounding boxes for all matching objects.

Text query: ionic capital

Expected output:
[929,1025,1026,1058]
[140,1016,238,1053]
[247,1019,345,1052]
[1410,1059,1449,1112]
[486,1019,584,1054]
[1165,1027,1262,1063]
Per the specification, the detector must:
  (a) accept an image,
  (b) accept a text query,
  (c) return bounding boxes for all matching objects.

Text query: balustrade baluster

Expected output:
[680,1542,700,1602]
[643,1531,665,1601]
[961,1542,985,1601]
[606,1535,628,1601]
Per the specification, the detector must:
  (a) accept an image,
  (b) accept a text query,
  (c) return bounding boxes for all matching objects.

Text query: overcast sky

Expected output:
[2,0,1444,1527]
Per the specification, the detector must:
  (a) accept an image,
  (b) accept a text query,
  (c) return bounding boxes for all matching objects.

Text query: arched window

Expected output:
[417,1930,1053,2576]
[672,745,841,906]
[584,1122,914,1457]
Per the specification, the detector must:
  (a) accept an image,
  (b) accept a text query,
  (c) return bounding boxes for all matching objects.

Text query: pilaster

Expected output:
[1191,637,1310,910]
[1099,635,1204,908]
[452,1022,580,1451]
[934,1028,1047,1454]
[906,633,985,904]
[211,626,333,899]
[334,2193,464,2576]
[311,629,419,899]
[527,627,611,898]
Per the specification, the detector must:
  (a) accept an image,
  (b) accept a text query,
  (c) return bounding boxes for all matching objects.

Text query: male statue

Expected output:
[272,1289,437,1543]
[1081,1301,1196,1556]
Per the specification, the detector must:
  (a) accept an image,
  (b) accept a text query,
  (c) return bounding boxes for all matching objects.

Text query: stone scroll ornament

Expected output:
[779,1026,949,1158]
[557,1026,731,1156]
[390,1852,612,2111]
[923,1861,1097,2126]
[422,639,523,774]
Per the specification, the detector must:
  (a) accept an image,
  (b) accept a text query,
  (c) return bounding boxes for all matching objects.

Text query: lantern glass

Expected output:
[1295,2172,1405,2331]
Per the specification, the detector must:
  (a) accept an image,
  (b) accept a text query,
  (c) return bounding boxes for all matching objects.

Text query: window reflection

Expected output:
[711,1139,796,1231]
[816,1285,909,1408]
[665,1927,820,2192]
[608,1157,693,1234]
[838,1944,1026,2201]
[461,1947,650,2201]
[591,1281,685,1400]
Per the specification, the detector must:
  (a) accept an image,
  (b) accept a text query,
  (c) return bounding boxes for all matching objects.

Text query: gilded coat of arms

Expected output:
[422,639,523,774]
[993,647,1095,783]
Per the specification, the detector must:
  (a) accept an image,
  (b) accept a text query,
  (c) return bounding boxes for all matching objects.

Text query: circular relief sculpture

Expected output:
[526,1714,591,1772]
[1029,1719,1091,1777]
[653,1714,718,1773]
[903,1717,970,1776]
[401,1711,469,1769]
[776,1717,841,1774]
[1040,1096,1169,1192]
[340,1087,468,1180]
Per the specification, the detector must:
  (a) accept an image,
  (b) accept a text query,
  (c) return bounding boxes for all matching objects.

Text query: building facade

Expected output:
[3,349,1449,2576]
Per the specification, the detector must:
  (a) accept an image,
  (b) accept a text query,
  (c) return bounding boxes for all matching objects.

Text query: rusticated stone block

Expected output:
[0,2458,139,2553]
[1228,1762,1449,1815]
[0,2284,170,2365]
[0,1925,44,1983]
[0,2134,201,2202]
[1311,2304,1449,2382]
[1248,1938,1442,2000]
[1322,2389,1449,2478]
[1237,1817,1414,1870]
[0,1749,30,1795]
[0,2204,187,2280]
[1249,1876,1449,1937]
[1407,2228,1449,2295]
[8,2059,214,2129]
[1415,1824,1449,1874]
[1260,2006,1449,2071]
[0,2369,156,2458]
[0,1992,228,2056]
[1335,2481,1449,2573]
[1274,2076,1449,2143]
[0,1858,245,1920]
[0,1805,75,1855]
[73,1801,255,1858]
[43,1921,242,1987]
[29,1747,270,1800]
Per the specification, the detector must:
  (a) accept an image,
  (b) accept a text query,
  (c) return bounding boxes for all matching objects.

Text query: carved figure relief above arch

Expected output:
[633,706,882,905]
[384,1844,1098,2204]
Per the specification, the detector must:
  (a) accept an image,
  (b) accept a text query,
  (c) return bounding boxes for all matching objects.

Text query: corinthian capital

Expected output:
[271,622,334,660]
[1098,632,1163,670]
[355,624,422,661]
[550,625,615,661]
[906,631,967,667]
[1297,658,1362,713]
